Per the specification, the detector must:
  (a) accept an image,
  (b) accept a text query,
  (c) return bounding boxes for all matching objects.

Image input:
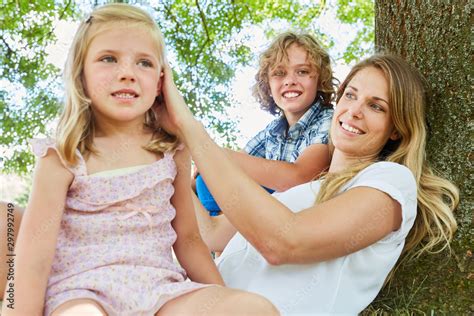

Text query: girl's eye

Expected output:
[100,56,116,63]
[138,59,153,68]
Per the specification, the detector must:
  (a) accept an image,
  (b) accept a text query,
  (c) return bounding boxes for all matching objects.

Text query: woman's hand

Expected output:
[154,63,197,139]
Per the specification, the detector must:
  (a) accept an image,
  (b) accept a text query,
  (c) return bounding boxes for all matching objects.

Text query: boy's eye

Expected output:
[271,69,285,77]
[297,69,310,76]
[100,56,116,63]
[138,59,153,68]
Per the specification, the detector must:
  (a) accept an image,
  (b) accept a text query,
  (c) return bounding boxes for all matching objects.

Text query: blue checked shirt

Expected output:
[244,98,333,162]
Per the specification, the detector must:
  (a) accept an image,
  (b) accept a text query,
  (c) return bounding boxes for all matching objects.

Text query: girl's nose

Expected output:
[117,61,136,82]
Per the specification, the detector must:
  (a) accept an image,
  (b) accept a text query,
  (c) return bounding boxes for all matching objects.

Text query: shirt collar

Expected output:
[269,96,325,138]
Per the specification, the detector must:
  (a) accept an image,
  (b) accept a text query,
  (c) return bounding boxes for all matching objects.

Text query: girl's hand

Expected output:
[155,63,196,138]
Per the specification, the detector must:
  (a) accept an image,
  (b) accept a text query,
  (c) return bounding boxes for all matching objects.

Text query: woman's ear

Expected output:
[390,129,400,141]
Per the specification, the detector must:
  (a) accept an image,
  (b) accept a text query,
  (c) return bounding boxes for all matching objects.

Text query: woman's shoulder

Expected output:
[359,161,414,180]
[346,161,417,201]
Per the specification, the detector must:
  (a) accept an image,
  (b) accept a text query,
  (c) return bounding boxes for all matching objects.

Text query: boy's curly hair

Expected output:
[252,32,336,115]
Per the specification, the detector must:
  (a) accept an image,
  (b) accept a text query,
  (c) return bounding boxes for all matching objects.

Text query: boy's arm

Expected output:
[192,193,237,252]
[224,143,330,192]
[2,149,72,315]
[171,148,225,285]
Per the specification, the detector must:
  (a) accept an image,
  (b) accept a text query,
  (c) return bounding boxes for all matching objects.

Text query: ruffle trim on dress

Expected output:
[66,155,177,210]
[29,138,85,175]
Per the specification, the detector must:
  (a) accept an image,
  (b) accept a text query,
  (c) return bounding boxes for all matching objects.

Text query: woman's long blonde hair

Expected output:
[252,32,336,115]
[316,54,459,262]
[56,3,178,165]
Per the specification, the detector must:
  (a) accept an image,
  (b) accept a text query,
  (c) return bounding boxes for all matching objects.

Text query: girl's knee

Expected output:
[231,291,280,315]
[50,299,107,316]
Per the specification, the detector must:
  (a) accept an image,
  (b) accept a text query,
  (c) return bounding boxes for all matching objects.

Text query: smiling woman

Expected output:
[331,66,399,163]
[157,53,459,314]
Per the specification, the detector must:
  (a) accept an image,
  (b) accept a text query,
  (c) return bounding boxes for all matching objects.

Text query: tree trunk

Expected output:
[372,1,472,313]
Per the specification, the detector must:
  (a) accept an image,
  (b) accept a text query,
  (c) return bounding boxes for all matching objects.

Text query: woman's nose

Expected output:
[348,101,364,118]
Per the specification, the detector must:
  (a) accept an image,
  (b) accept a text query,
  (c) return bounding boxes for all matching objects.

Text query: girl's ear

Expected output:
[157,71,164,96]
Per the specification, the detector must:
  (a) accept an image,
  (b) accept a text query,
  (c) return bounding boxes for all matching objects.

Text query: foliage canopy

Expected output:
[0,0,374,174]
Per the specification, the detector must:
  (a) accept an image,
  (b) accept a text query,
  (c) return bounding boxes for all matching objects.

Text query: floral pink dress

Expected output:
[31,139,210,316]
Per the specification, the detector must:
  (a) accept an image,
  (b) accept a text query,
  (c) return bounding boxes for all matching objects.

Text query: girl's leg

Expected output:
[0,201,23,298]
[157,286,279,316]
[50,298,107,316]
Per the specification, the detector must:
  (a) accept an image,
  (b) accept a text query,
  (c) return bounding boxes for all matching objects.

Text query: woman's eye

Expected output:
[344,92,355,99]
[370,103,384,112]
[138,59,153,68]
[100,56,116,63]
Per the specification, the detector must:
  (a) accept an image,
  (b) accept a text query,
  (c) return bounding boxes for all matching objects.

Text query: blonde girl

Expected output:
[157,53,458,314]
[2,4,277,316]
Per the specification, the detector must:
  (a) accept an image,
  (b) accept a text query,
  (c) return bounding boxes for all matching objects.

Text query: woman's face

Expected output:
[330,66,399,160]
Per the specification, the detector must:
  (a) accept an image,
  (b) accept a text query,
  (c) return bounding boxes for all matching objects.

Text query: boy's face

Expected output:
[268,44,319,126]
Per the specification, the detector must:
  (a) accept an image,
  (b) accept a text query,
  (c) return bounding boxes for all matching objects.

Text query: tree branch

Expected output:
[194,0,211,65]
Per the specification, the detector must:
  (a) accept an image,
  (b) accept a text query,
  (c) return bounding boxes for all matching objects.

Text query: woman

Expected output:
[158,53,458,314]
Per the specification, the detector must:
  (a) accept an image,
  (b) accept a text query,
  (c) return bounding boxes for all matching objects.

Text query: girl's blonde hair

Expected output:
[57,3,178,165]
[317,54,458,264]
[252,32,336,115]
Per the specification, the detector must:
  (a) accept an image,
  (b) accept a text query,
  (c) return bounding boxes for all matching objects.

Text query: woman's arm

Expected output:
[171,148,224,285]
[2,149,72,315]
[223,145,330,192]
[160,64,402,266]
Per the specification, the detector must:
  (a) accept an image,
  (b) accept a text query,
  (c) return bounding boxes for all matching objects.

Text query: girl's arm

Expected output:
[160,64,402,266]
[2,149,72,315]
[223,145,330,192]
[171,147,224,285]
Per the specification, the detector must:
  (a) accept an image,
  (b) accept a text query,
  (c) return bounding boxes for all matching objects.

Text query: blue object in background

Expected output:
[195,174,275,216]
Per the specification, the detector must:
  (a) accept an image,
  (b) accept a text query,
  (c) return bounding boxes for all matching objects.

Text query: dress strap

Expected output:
[163,143,185,159]
[29,138,86,176]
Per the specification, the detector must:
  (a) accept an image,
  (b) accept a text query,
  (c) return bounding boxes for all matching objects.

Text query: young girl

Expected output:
[158,53,459,313]
[2,4,278,316]
[193,32,335,251]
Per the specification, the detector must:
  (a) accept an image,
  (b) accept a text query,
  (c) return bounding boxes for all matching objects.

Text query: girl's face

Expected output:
[83,26,162,128]
[268,44,319,126]
[331,66,399,160]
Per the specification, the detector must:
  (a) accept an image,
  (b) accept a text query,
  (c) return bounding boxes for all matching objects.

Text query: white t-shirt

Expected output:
[216,162,417,315]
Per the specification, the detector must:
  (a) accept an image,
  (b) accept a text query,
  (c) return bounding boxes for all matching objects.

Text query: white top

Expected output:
[89,164,148,177]
[216,162,417,315]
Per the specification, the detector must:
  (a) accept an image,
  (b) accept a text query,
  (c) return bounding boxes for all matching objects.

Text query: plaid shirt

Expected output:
[244,98,333,162]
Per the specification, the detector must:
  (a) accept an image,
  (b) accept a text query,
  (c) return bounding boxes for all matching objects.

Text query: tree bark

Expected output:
[373,1,472,313]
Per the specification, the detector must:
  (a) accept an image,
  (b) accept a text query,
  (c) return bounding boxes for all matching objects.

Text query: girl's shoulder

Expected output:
[30,138,84,176]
